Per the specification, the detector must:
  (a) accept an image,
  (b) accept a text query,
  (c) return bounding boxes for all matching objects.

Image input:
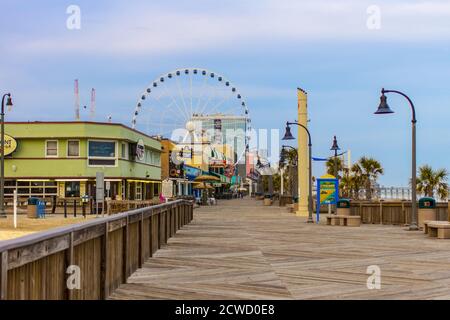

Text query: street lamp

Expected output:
[374,88,418,231]
[0,93,13,218]
[282,121,314,223]
[330,136,340,179]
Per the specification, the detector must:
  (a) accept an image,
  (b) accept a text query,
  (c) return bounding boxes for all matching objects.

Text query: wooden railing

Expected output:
[349,200,449,225]
[0,199,193,300]
[106,199,159,215]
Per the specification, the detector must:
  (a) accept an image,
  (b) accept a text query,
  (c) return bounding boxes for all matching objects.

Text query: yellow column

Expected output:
[297,88,309,216]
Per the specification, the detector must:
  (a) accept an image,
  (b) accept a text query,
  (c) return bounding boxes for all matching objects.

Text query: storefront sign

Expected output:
[2,134,17,156]
[136,138,145,161]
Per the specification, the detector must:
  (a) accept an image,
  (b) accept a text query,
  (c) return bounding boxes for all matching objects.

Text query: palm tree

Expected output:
[326,157,344,179]
[416,165,448,200]
[357,156,384,200]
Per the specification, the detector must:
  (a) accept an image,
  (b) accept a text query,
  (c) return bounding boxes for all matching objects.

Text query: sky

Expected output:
[1,0,450,186]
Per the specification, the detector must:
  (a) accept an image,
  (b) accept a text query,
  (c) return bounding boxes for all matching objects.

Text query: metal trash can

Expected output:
[418,197,436,229]
[336,199,351,216]
[27,197,39,218]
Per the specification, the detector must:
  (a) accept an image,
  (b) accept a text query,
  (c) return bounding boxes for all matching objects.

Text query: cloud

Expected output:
[4,0,450,58]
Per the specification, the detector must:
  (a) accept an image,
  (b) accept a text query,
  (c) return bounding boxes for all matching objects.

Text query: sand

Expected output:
[0,214,97,241]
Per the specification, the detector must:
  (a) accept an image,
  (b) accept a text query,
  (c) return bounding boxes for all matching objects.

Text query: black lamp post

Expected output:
[374,88,418,231]
[282,121,314,223]
[256,156,273,197]
[0,93,13,218]
[330,136,340,179]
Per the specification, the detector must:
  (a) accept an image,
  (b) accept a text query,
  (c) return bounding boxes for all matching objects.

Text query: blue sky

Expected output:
[1,0,450,186]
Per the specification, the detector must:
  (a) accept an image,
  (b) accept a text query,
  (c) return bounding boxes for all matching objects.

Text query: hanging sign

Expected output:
[136,138,145,161]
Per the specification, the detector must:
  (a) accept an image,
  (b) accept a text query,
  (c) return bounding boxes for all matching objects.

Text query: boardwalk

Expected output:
[110,198,450,300]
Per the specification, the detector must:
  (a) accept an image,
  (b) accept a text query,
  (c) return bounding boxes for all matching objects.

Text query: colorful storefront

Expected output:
[4,121,162,201]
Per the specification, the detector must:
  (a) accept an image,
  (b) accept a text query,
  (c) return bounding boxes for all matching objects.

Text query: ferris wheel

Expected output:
[131,68,251,161]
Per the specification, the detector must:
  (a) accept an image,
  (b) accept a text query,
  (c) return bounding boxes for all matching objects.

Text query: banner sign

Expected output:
[316,175,339,223]
[136,138,145,161]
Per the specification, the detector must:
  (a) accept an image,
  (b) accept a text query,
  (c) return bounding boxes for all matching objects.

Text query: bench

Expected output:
[424,220,450,239]
[326,215,361,227]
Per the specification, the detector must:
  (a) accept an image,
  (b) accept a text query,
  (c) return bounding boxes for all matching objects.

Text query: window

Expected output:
[67,140,80,157]
[88,140,117,167]
[45,140,58,157]
[65,181,80,197]
[135,183,142,200]
[121,142,128,159]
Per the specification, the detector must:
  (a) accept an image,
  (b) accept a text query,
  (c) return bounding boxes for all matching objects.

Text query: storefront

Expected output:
[4,121,162,201]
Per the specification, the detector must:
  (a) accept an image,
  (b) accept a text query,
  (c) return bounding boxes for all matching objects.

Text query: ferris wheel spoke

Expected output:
[149,95,186,124]
[194,73,210,115]
[189,72,193,118]
[175,76,190,119]
[198,77,224,116]
[159,80,191,121]
[208,87,235,116]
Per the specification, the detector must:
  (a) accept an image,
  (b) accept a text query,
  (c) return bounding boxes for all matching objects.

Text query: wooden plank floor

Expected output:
[110,198,450,300]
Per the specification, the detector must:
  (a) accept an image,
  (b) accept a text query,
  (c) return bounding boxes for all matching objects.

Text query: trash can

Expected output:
[37,200,46,218]
[263,194,272,206]
[337,199,351,216]
[418,197,436,229]
[27,197,39,218]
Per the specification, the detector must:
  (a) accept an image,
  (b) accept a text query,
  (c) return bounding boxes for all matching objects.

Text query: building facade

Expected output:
[4,121,162,201]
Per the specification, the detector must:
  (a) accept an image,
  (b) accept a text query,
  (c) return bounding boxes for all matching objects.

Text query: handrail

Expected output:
[0,199,187,252]
[0,198,194,300]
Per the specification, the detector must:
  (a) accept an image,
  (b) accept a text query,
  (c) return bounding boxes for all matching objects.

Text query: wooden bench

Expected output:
[326,215,361,227]
[424,220,450,239]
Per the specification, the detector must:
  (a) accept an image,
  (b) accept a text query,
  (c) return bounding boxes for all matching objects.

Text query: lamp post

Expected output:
[256,156,273,197]
[0,93,13,218]
[330,136,340,179]
[282,121,314,223]
[374,88,418,231]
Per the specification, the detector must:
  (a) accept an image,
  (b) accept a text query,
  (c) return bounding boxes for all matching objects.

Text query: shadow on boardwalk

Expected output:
[110,197,450,300]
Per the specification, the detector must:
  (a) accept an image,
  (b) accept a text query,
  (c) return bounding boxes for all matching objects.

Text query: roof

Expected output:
[4,121,160,143]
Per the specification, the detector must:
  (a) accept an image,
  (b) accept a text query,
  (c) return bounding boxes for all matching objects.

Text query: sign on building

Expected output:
[2,134,17,156]
[214,119,222,144]
[136,138,145,161]
[162,179,173,199]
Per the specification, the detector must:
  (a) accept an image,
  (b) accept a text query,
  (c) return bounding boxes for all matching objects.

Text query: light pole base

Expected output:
[407,224,419,231]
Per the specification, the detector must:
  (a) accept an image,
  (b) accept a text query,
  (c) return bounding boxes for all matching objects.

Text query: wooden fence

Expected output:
[0,199,193,300]
[106,199,159,215]
[350,200,449,225]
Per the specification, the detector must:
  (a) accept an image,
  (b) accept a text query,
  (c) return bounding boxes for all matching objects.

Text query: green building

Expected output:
[3,121,162,201]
